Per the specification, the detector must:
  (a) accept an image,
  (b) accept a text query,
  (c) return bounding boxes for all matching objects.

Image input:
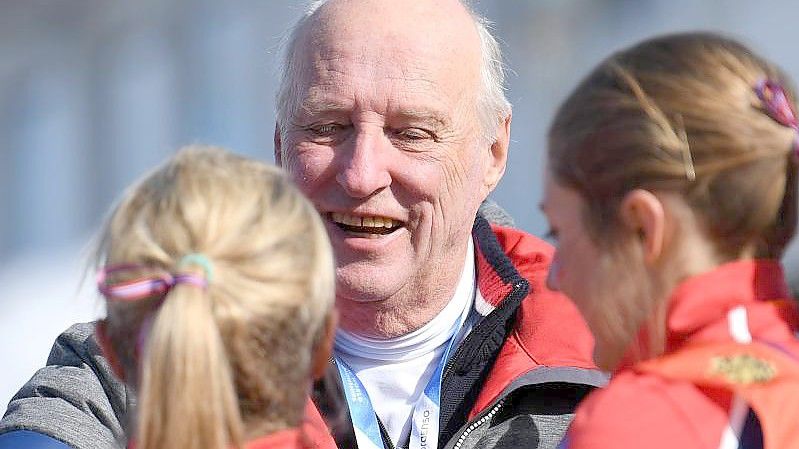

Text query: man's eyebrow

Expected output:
[394,109,450,127]
[297,101,452,127]
[299,100,350,116]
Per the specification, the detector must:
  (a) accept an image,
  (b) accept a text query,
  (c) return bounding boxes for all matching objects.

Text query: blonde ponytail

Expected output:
[137,282,243,449]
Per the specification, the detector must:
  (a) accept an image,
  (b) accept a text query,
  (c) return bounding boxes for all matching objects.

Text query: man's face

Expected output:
[277,1,507,328]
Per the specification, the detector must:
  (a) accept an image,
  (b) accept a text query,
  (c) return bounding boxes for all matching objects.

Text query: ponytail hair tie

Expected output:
[178,253,214,283]
[97,263,209,302]
[754,79,799,159]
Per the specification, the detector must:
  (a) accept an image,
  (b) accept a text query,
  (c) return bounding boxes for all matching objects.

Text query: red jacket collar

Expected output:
[485,223,595,367]
[468,223,599,417]
[619,259,798,373]
[667,259,790,345]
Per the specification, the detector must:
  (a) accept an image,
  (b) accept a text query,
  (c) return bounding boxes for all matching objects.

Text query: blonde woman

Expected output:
[93,146,336,449]
[542,33,799,448]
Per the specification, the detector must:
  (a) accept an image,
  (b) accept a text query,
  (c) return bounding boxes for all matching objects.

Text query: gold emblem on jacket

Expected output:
[710,354,776,384]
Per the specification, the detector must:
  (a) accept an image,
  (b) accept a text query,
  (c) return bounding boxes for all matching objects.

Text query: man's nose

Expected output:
[335,130,392,198]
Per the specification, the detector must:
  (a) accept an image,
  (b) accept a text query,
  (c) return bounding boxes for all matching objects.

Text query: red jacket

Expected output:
[566,260,799,449]
[246,429,305,449]
[310,219,601,449]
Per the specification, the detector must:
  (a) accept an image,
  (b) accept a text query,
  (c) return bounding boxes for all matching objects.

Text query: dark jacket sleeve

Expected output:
[0,322,131,449]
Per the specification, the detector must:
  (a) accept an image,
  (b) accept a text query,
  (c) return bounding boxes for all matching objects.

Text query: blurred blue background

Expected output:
[2,0,799,408]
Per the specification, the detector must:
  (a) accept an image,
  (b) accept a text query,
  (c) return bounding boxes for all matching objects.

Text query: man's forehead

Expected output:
[295,0,481,72]
[297,82,454,124]
[293,44,471,112]
[308,43,440,78]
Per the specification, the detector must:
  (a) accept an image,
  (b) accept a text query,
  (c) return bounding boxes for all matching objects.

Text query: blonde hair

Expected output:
[548,32,799,364]
[96,146,334,449]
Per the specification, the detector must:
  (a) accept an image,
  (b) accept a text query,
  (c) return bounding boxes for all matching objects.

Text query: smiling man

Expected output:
[273,1,603,449]
[0,2,602,449]
[276,0,508,339]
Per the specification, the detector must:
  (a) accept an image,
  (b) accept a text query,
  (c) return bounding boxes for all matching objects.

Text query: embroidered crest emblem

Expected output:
[710,353,776,384]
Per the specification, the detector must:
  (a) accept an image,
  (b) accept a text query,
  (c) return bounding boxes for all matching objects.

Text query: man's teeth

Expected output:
[331,212,398,228]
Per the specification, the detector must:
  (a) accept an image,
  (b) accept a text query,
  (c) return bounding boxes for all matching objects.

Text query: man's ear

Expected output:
[483,114,511,194]
[274,123,283,167]
[619,189,666,264]
[95,320,126,382]
[311,311,337,380]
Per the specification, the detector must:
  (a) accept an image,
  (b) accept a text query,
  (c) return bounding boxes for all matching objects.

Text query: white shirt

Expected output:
[335,239,477,447]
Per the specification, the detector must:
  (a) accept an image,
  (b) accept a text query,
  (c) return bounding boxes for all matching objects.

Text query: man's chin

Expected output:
[333,267,412,303]
[334,279,398,304]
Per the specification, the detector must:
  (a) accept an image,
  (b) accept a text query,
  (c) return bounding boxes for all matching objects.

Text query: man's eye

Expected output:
[545,228,559,243]
[395,128,433,141]
[307,123,342,136]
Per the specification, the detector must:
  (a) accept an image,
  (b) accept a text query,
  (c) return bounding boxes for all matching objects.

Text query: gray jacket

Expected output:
[0,323,130,448]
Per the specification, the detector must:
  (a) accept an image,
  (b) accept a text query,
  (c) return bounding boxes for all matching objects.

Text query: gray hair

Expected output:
[275,0,511,145]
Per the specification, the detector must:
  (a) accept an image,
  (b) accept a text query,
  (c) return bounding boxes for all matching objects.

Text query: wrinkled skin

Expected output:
[276,0,509,337]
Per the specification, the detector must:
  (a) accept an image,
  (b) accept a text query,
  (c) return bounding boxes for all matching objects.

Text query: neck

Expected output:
[338,294,455,338]
[338,239,475,339]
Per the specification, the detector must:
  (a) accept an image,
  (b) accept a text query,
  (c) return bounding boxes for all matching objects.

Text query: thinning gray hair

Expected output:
[275,0,511,145]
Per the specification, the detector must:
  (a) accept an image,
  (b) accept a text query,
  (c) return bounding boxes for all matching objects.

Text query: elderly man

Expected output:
[0,1,602,449]
[274,1,604,449]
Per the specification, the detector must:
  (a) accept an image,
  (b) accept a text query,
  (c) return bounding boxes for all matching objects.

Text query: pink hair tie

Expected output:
[97,264,208,302]
[754,79,799,159]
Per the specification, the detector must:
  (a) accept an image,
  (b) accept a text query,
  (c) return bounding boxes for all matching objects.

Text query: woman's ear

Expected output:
[95,320,127,382]
[311,311,337,380]
[619,189,666,264]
